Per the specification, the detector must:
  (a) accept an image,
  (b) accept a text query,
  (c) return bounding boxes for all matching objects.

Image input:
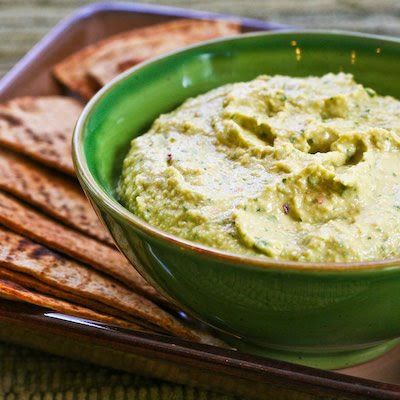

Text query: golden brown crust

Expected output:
[53,19,240,99]
[0,149,113,245]
[0,267,162,332]
[0,278,149,332]
[0,96,83,175]
[0,190,162,303]
[0,227,203,341]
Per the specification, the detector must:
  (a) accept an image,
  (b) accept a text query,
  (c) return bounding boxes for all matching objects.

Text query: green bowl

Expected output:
[73,31,400,370]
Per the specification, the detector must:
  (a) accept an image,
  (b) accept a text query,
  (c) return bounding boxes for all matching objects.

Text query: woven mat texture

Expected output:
[0,342,240,399]
[0,0,399,398]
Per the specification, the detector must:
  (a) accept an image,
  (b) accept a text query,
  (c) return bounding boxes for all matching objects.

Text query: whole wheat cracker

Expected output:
[0,278,150,333]
[88,19,241,87]
[53,19,240,100]
[0,148,113,246]
[0,227,221,344]
[0,96,83,176]
[0,190,162,304]
[0,267,164,333]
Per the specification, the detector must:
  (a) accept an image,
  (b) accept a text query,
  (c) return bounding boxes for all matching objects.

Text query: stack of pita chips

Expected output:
[54,19,240,100]
[0,18,240,345]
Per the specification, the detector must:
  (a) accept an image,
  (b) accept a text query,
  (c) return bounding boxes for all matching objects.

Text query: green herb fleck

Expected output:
[307,175,318,186]
[365,88,376,97]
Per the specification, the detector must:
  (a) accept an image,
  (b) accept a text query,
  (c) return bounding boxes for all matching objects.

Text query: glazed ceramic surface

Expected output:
[74,31,400,369]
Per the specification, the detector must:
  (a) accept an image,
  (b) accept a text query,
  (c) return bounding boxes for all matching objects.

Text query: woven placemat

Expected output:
[0,341,241,399]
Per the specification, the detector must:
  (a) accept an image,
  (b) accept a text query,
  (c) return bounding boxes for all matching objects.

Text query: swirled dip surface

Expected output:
[119,73,400,262]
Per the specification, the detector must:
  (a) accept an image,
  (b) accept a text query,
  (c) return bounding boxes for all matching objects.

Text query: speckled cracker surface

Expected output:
[0,96,83,175]
[53,19,240,99]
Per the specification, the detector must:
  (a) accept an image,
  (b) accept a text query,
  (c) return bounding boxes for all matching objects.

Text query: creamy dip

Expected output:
[119,73,400,263]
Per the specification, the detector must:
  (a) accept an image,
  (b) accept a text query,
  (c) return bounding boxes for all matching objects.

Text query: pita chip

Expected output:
[0,96,83,175]
[0,227,222,344]
[0,267,163,332]
[53,19,240,99]
[0,278,149,333]
[0,149,113,246]
[88,19,241,87]
[0,191,161,303]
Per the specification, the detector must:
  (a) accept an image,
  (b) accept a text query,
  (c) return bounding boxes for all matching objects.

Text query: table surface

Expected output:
[0,1,399,399]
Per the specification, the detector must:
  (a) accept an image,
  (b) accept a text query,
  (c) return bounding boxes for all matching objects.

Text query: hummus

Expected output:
[119,73,400,263]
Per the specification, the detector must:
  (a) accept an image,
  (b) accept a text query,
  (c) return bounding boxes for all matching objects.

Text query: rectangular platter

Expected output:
[0,2,399,399]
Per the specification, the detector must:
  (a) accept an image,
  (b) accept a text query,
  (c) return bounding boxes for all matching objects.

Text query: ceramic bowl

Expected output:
[73,31,400,369]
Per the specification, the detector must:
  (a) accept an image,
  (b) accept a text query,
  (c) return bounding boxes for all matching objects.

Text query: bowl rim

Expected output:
[73,29,400,273]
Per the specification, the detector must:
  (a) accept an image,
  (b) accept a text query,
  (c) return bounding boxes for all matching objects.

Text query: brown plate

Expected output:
[0,3,399,400]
